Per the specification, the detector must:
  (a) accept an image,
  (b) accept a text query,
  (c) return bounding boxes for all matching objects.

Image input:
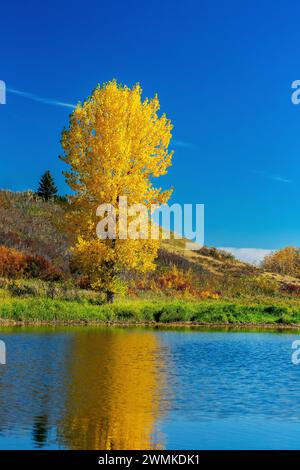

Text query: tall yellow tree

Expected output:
[61,80,173,301]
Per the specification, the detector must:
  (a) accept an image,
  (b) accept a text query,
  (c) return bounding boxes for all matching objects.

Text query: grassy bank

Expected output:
[1,296,300,326]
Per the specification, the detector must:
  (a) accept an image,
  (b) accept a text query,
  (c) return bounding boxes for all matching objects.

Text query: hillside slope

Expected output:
[0,190,299,296]
[160,237,300,294]
[0,190,68,271]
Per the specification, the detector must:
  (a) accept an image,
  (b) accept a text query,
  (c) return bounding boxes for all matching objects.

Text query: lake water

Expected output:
[0,326,299,449]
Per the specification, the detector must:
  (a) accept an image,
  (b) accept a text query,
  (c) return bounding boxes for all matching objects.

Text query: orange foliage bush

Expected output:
[198,289,221,299]
[0,246,62,281]
[156,266,195,292]
[132,265,221,299]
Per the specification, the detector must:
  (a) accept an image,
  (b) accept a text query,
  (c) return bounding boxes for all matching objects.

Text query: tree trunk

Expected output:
[106,290,115,303]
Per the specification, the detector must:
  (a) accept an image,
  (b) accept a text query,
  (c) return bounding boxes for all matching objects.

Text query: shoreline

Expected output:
[0,318,299,330]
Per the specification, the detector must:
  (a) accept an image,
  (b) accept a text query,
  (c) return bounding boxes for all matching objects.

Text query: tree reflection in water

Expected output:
[58,328,166,450]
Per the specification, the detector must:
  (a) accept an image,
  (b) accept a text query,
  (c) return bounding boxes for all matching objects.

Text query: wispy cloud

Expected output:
[219,247,274,266]
[172,140,196,149]
[252,170,292,184]
[8,88,76,109]
[269,175,291,183]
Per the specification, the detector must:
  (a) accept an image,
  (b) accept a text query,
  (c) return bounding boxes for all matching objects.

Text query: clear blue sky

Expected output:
[1,0,300,252]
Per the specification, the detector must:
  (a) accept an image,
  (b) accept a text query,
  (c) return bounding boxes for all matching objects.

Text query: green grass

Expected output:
[1,297,300,325]
[0,277,299,326]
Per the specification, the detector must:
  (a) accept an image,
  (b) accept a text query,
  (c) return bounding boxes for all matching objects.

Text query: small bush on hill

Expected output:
[196,246,235,261]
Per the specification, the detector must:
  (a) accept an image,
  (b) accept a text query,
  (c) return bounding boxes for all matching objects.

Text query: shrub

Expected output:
[8,279,46,297]
[280,282,300,296]
[199,289,221,299]
[0,246,63,281]
[196,246,235,261]
[156,266,194,291]
[4,277,105,303]
[262,246,300,277]
[24,253,62,281]
[132,265,200,296]
[0,246,27,278]
[249,275,279,296]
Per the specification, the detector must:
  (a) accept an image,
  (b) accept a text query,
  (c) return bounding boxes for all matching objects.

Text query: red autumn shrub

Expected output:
[0,246,62,281]
[0,246,26,278]
[281,282,300,296]
[24,254,62,281]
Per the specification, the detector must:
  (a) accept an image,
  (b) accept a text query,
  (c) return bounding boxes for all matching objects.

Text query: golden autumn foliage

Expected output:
[61,80,173,300]
[262,246,300,277]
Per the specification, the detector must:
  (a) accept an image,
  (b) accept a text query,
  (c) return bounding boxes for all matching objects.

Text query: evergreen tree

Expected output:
[37,170,58,201]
